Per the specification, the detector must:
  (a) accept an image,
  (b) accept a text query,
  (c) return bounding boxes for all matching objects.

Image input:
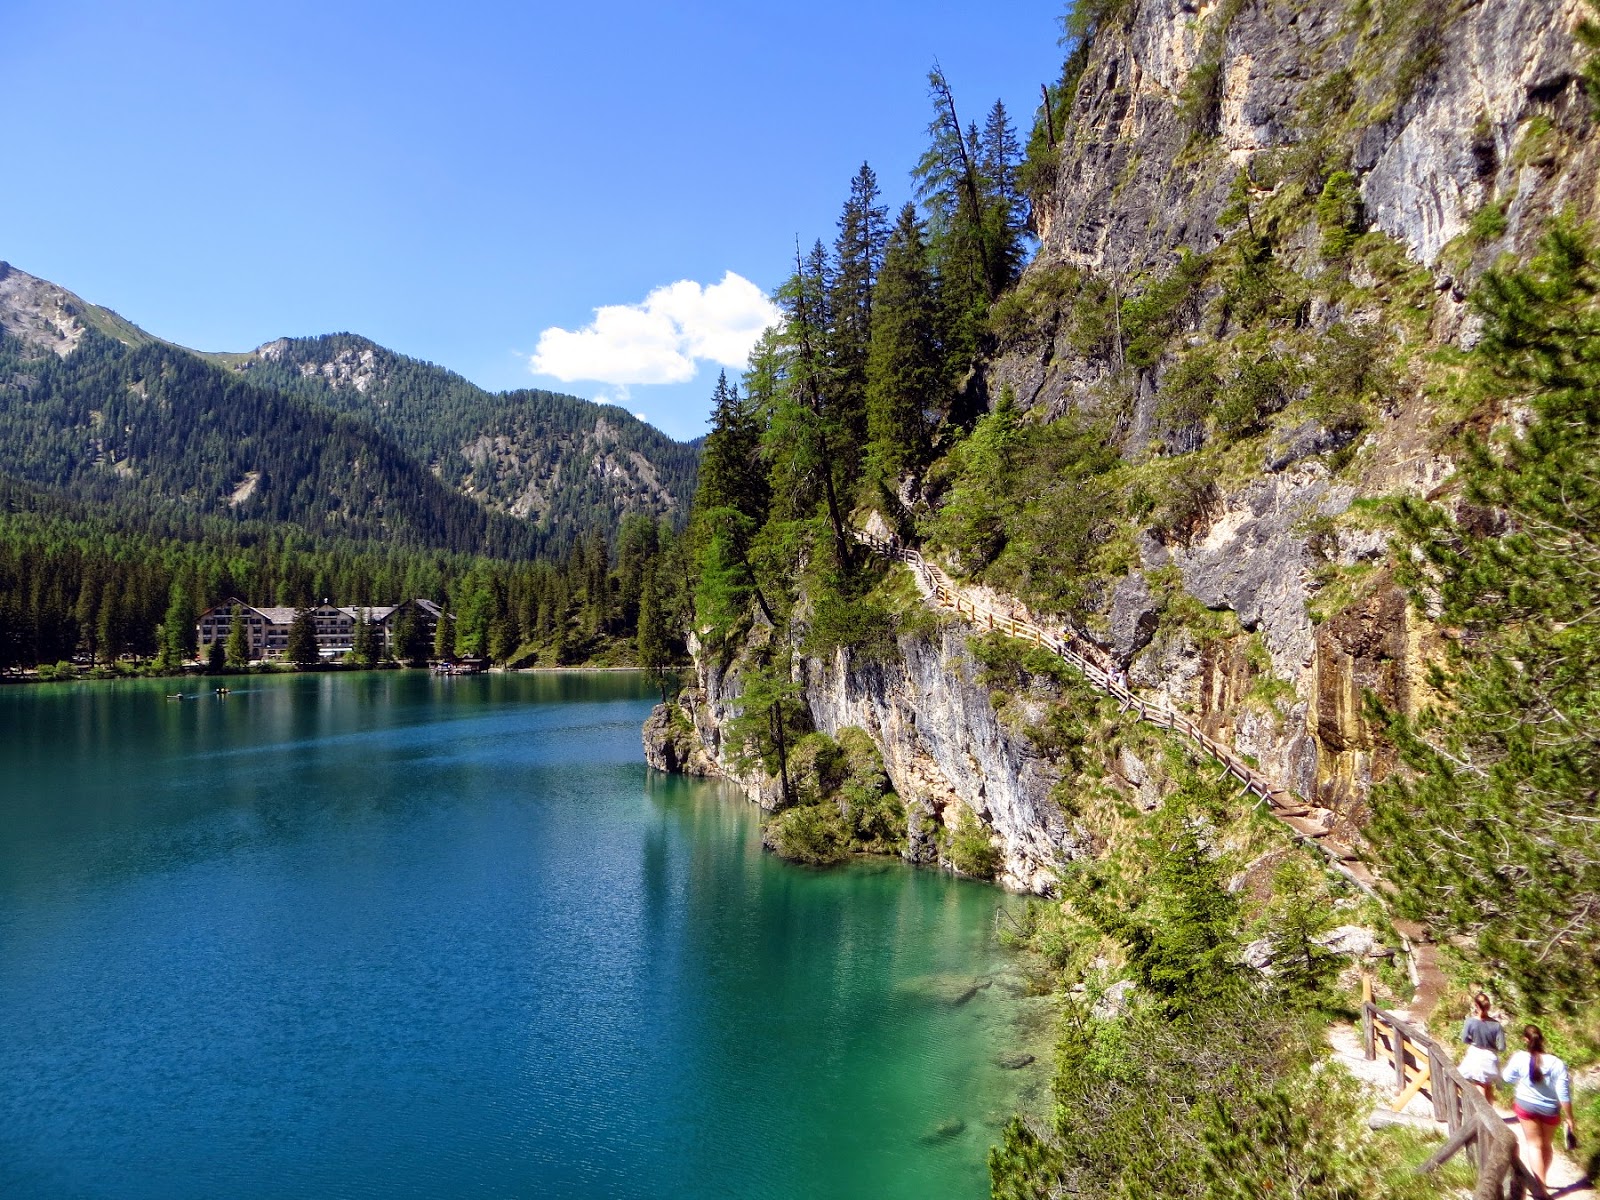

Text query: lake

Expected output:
[0,671,1053,1199]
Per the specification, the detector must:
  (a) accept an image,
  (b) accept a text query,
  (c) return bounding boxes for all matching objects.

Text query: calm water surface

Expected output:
[0,672,1052,1198]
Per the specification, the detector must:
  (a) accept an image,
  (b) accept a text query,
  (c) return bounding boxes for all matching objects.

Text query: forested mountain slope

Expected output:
[0,325,543,557]
[236,334,698,532]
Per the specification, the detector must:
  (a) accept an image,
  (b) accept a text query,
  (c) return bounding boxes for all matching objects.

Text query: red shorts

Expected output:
[1514,1105,1561,1127]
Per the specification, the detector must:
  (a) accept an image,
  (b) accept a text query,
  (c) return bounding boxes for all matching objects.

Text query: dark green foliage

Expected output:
[989,988,1312,1200]
[804,573,899,665]
[727,648,807,806]
[1261,859,1342,1003]
[945,806,1000,879]
[1580,0,1600,111]
[1123,252,1210,368]
[1200,1075,1369,1200]
[928,390,1021,568]
[830,162,890,460]
[285,608,318,666]
[765,801,853,865]
[224,605,250,667]
[1214,347,1298,441]
[350,616,381,665]
[1148,463,1221,547]
[1309,324,1391,433]
[932,403,1120,616]
[1221,234,1296,329]
[1157,350,1223,454]
[767,727,906,863]
[1372,224,1600,1010]
[636,567,672,701]
[1315,171,1366,259]
[1092,806,1242,1014]
[865,204,945,484]
[693,372,769,536]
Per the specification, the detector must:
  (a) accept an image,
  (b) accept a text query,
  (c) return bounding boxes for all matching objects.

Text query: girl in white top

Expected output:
[1501,1024,1576,1188]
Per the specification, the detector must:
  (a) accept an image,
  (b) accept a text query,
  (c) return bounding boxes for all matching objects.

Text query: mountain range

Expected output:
[0,261,698,557]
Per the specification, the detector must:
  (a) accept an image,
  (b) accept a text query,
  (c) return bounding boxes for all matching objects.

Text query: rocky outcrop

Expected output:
[642,693,720,776]
[663,616,1082,893]
[798,628,1085,894]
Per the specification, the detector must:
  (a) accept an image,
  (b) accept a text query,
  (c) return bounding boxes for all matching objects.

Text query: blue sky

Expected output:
[2,1,1065,440]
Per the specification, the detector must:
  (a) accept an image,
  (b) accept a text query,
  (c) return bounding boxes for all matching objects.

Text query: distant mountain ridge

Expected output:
[0,262,698,555]
[237,333,698,529]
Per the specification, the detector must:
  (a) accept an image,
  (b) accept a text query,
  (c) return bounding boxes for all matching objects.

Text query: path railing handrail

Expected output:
[1361,983,1535,1200]
[853,532,1374,895]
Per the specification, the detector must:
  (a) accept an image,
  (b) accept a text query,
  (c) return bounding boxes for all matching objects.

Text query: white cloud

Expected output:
[530,272,779,386]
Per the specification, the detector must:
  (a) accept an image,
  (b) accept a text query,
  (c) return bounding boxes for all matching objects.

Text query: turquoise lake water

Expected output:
[0,671,1054,1199]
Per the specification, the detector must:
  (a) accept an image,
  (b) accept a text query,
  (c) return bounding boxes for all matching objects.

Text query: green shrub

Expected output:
[1468,201,1508,243]
[1156,350,1222,453]
[788,732,846,807]
[765,803,852,865]
[945,806,1001,879]
[1316,171,1365,259]
[1216,349,1297,440]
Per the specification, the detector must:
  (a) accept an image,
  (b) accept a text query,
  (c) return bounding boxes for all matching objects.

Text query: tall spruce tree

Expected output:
[866,204,945,485]
[1372,223,1600,1010]
[224,605,251,667]
[767,248,853,572]
[693,371,769,545]
[636,565,672,702]
[979,99,1028,290]
[285,607,319,666]
[830,163,890,460]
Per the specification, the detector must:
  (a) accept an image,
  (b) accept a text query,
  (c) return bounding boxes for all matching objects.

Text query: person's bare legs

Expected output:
[1518,1116,1554,1185]
[1480,1081,1496,1104]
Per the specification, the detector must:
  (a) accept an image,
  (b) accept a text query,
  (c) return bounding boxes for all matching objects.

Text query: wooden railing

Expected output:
[1362,979,1536,1200]
[853,532,1377,896]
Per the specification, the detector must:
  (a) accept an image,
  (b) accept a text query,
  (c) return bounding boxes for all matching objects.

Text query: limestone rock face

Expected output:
[798,626,1086,894]
[1035,0,1594,277]
[663,619,1082,893]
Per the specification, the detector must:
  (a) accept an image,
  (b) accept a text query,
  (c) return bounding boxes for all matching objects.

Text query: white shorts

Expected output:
[1460,1045,1501,1083]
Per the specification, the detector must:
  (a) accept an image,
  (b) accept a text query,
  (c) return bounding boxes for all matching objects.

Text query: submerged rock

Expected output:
[921,1117,967,1143]
[993,1052,1036,1070]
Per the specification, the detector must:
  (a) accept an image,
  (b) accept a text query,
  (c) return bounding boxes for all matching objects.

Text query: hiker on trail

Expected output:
[1457,992,1505,1101]
[1502,1024,1576,1187]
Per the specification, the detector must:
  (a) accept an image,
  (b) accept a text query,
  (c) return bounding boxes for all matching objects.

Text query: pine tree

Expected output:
[224,605,251,667]
[285,607,319,666]
[979,99,1028,290]
[433,603,456,661]
[866,203,945,484]
[161,579,196,667]
[1372,223,1600,1010]
[693,372,769,543]
[351,614,379,664]
[636,566,672,702]
[768,249,853,572]
[830,163,889,460]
